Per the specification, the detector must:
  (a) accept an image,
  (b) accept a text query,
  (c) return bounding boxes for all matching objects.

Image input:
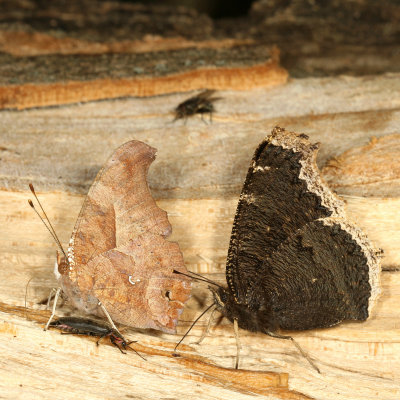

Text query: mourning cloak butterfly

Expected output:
[30,141,191,334]
[176,127,381,371]
[173,89,221,123]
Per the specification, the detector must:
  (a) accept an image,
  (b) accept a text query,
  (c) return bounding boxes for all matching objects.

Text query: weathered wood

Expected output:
[1,72,400,399]
[0,47,286,110]
[0,2,287,109]
[2,74,400,196]
[1,0,399,110]
[322,134,400,197]
[1,1,400,398]
[1,303,302,399]
[1,0,399,80]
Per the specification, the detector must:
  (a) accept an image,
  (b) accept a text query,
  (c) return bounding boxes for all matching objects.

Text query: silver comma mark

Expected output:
[129,276,141,285]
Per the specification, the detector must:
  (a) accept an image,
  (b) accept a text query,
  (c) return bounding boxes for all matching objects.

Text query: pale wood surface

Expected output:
[1,74,400,399]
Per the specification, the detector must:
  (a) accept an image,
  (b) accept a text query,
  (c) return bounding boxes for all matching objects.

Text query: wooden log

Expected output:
[1,0,400,110]
[1,1,400,398]
[0,0,398,87]
[0,46,286,110]
[1,73,400,399]
[0,2,287,109]
[322,134,400,197]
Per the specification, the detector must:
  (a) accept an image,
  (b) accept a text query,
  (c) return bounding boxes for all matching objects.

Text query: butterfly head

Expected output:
[209,285,230,313]
[209,284,274,333]
[55,250,69,279]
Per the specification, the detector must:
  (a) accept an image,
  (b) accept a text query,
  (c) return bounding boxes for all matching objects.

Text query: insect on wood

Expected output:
[49,316,145,358]
[173,90,221,123]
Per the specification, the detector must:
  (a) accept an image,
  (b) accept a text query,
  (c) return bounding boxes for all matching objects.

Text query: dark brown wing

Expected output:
[256,218,379,330]
[60,141,191,333]
[226,127,380,319]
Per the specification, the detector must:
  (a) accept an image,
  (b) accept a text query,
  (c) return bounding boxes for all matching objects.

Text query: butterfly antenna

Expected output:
[28,184,68,260]
[173,303,215,353]
[266,331,321,374]
[290,337,321,374]
[172,269,224,289]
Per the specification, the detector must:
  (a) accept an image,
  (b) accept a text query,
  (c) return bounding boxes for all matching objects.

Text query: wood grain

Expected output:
[1,71,400,399]
[2,1,400,398]
[0,63,286,110]
[1,0,399,80]
[322,134,400,197]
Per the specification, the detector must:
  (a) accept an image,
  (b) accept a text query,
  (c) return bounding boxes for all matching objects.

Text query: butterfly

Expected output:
[29,140,191,334]
[175,126,381,372]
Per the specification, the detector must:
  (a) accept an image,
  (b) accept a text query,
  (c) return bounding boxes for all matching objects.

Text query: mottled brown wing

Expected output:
[60,141,191,333]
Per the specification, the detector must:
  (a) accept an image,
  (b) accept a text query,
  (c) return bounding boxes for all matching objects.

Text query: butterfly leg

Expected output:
[233,318,241,369]
[45,287,57,308]
[266,331,320,374]
[97,301,123,336]
[44,287,61,330]
[195,305,217,345]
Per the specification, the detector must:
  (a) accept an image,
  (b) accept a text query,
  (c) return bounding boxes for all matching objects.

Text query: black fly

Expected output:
[49,317,145,359]
[174,90,221,123]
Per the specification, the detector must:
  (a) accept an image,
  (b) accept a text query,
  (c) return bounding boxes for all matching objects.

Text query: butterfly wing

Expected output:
[60,141,191,333]
[226,127,380,326]
[255,218,380,330]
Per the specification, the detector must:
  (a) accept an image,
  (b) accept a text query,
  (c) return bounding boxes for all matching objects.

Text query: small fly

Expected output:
[49,317,145,359]
[173,89,221,123]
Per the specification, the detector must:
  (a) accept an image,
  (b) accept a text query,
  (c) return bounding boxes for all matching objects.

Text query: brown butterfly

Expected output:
[29,141,191,333]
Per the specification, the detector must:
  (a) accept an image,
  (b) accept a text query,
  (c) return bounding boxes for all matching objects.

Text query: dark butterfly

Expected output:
[173,89,221,123]
[175,127,381,372]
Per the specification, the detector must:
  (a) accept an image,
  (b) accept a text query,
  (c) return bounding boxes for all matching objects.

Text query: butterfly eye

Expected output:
[165,290,172,300]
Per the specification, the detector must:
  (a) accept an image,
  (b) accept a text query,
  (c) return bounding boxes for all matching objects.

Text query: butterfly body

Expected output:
[211,286,275,333]
[217,127,381,336]
[54,140,191,333]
